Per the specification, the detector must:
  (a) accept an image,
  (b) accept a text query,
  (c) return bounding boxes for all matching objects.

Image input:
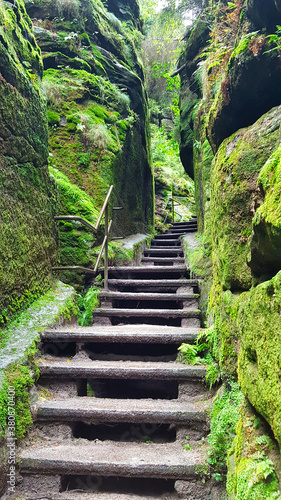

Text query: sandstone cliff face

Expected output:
[180,0,281,494]
[0,0,57,325]
[25,0,154,239]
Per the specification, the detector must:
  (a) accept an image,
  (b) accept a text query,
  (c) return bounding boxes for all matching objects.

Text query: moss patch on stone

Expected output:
[250,143,281,278]
[211,106,281,292]
[236,271,281,447]
[0,281,77,438]
[208,381,244,476]
[0,0,58,326]
[227,401,281,500]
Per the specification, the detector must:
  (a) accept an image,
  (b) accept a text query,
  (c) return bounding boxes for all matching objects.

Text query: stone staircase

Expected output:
[14,217,216,499]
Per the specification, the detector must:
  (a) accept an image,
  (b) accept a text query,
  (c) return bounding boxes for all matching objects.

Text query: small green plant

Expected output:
[178,327,221,388]
[39,389,51,401]
[264,25,281,54]
[77,152,90,169]
[78,287,101,326]
[87,383,95,397]
[178,343,199,365]
[183,435,192,450]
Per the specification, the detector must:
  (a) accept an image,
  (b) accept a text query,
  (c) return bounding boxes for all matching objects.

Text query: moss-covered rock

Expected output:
[250,143,281,279]
[178,14,211,177]
[227,401,281,499]
[0,280,77,497]
[25,0,154,235]
[0,0,57,325]
[179,0,281,495]
[207,31,281,152]
[236,272,281,447]
[211,106,281,292]
[246,0,281,31]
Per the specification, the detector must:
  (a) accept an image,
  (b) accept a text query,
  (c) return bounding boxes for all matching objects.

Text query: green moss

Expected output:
[0,362,35,439]
[49,167,99,222]
[208,279,240,377]
[0,281,77,437]
[227,401,281,500]
[47,109,60,125]
[90,240,134,268]
[211,107,281,292]
[256,144,281,227]
[236,271,281,447]
[208,381,244,475]
[193,137,214,233]
[0,7,57,324]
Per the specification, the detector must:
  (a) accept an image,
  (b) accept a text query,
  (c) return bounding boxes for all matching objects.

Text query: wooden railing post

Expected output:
[104,204,109,290]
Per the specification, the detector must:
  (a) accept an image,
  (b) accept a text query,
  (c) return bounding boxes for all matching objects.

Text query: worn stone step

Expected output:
[151,240,181,246]
[19,441,207,479]
[36,397,206,424]
[15,494,176,500]
[141,256,184,263]
[38,359,207,380]
[153,230,184,240]
[172,222,197,227]
[99,291,199,302]
[154,234,187,239]
[106,266,187,275]
[169,219,197,229]
[144,248,183,255]
[169,228,197,234]
[108,279,198,291]
[93,308,200,319]
[42,324,200,344]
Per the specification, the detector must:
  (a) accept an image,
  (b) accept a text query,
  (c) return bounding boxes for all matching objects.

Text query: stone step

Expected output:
[108,279,198,291]
[15,494,176,500]
[33,494,176,500]
[169,228,197,234]
[42,324,200,344]
[19,442,207,479]
[36,397,206,424]
[151,240,181,246]
[170,222,197,226]
[170,221,197,225]
[141,256,185,263]
[93,308,200,318]
[144,248,183,255]
[154,234,187,239]
[38,359,207,380]
[106,266,187,275]
[99,291,199,302]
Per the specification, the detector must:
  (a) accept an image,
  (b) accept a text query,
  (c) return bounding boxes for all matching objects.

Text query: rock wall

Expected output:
[180,0,281,494]
[0,0,58,326]
[25,0,154,240]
